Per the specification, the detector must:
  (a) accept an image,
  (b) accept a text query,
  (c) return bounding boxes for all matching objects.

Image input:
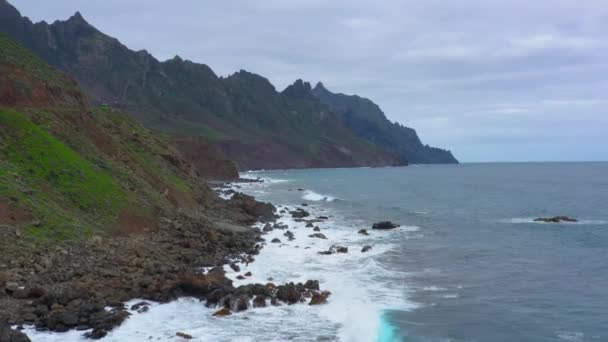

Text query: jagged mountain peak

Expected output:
[282,79,315,100]
[64,10,91,26]
[313,81,329,93]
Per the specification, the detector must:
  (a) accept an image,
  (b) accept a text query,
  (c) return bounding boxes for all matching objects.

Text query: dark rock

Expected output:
[0,325,31,342]
[313,226,320,232]
[534,216,578,223]
[271,238,281,243]
[305,223,314,228]
[176,332,193,339]
[244,272,252,277]
[47,309,79,329]
[290,209,310,218]
[303,280,320,291]
[358,229,369,235]
[308,233,327,239]
[301,203,308,207]
[12,286,46,299]
[361,246,372,253]
[284,231,295,241]
[179,273,233,298]
[212,307,232,317]
[262,224,273,232]
[130,301,150,311]
[229,263,240,272]
[252,295,266,308]
[335,246,348,254]
[372,221,400,230]
[236,275,246,280]
[309,291,331,305]
[317,216,329,220]
[229,193,276,222]
[275,283,301,305]
[84,328,107,339]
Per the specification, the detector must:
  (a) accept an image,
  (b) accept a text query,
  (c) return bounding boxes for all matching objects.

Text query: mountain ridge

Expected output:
[0,0,456,168]
[312,82,458,164]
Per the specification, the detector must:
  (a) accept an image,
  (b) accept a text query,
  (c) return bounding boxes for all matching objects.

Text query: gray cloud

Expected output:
[12,0,608,161]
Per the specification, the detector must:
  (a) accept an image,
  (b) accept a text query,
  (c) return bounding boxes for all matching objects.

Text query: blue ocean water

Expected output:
[246,162,608,342]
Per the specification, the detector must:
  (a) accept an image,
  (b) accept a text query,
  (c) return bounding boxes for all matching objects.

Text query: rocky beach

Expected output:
[0,177,351,340]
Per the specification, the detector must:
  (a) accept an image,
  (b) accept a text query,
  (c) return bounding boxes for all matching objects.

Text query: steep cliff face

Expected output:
[0,1,406,170]
[312,82,458,164]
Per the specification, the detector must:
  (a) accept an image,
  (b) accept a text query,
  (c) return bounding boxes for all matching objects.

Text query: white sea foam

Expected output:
[302,190,336,202]
[26,174,419,341]
[421,286,447,292]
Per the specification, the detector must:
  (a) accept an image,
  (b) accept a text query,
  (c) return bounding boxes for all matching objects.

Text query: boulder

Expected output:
[236,275,246,280]
[308,233,327,239]
[290,209,310,218]
[309,291,331,305]
[358,229,369,235]
[262,224,273,232]
[229,193,276,222]
[0,325,31,342]
[305,223,314,228]
[303,280,320,291]
[179,272,233,298]
[176,332,193,339]
[275,283,301,304]
[313,226,321,232]
[284,231,295,241]
[12,286,46,299]
[212,307,232,317]
[84,328,107,340]
[335,246,348,254]
[271,238,281,244]
[252,295,267,308]
[361,246,372,253]
[130,301,150,311]
[229,263,240,272]
[372,221,400,230]
[244,272,252,277]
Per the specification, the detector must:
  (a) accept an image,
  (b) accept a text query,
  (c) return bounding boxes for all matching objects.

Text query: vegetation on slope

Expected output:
[0,32,213,242]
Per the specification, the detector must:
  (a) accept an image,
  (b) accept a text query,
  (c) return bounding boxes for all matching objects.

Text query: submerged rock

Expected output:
[361,246,372,253]
[372,221,400,230]
[358,229,369,235]
[534,216,578,223]
[308,233,327,239]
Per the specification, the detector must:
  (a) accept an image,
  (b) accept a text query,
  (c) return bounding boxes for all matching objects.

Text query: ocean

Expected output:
[26,162,608,341]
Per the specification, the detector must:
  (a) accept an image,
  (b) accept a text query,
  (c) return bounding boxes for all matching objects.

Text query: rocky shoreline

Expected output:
[0,179,330,340]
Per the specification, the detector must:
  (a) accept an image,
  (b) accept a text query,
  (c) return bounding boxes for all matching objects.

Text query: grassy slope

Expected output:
[0,33,207,241]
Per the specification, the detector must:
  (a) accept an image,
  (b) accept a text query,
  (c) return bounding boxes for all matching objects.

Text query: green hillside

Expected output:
[0,32,215,242]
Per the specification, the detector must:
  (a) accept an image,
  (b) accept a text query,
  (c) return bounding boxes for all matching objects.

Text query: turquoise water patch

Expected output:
[377,312,399,342]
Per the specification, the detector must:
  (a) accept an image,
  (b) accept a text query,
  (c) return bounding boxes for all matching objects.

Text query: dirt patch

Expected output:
[172,137,239,180]
[115,209,154,236]
[0,198,33,225]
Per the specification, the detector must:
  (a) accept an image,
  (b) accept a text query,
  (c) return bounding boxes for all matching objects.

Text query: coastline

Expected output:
[16,172,417,341]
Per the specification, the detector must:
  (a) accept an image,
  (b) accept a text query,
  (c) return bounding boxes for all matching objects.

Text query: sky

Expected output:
[12,0,608,162]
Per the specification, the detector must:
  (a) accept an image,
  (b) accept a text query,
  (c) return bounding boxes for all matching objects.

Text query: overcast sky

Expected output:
[13,0,608,162]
